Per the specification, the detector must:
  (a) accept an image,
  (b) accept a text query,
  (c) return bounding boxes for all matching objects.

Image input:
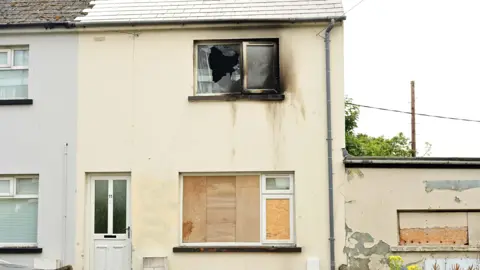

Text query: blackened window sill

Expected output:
[173,246,301,253]
[188,94,284,102]
[0,247,42,254]
[0,99,33,106]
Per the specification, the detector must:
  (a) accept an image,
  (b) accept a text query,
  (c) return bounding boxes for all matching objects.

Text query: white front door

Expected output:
[91,176,131,270]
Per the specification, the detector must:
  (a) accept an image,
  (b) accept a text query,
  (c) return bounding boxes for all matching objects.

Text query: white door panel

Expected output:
[90,176,131,270]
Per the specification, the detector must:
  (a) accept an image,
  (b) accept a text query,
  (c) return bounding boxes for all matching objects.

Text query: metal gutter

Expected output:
[324,18,336,270]
[344,156,480,169]
[75,16,346,28]
[0,22,75,29]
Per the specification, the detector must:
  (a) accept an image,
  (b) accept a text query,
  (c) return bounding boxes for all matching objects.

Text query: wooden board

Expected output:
[206,176,236,242]
[399,227,468,245]
[182,176,207,242]
[266,199,290,240]
[236,175,260,242]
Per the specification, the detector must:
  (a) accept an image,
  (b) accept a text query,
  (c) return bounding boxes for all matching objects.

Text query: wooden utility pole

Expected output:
[411,80,416,157]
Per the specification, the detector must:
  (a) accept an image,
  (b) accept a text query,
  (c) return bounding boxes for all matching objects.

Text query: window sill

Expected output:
[391,246,478,252]
[0,247,42,254]
[172,246,301,253]
[0,99,33,105]
[188,94,285,102]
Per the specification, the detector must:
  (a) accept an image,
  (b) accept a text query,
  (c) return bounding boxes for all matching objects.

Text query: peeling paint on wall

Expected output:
[424,180,480,193]
[342,225,390,270]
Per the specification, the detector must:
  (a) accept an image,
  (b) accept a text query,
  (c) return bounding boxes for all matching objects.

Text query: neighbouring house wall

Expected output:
[344,167,480,270]
[76,23,346,270]
[0,33,78,267]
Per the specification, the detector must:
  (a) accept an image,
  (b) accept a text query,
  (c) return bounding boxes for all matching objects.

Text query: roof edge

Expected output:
[344,155,480,169]
[75,16,346,28]
[0,22,76,30]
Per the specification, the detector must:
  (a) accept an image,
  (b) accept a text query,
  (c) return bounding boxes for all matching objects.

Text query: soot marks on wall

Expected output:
[424,180,480,193]
[342,225,390,270]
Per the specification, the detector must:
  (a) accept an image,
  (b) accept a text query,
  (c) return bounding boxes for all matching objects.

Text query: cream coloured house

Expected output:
[74,1,347,270]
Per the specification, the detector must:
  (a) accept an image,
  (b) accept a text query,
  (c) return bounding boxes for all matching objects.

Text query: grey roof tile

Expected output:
[0,0,91,25]
[75,0,344,24]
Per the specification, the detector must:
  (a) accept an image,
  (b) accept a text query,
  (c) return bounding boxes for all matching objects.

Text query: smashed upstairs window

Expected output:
[197,44,242,94]
[195,41,279,95]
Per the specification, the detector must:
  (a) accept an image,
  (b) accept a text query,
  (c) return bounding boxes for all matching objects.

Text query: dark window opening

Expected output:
[195,40,279,95]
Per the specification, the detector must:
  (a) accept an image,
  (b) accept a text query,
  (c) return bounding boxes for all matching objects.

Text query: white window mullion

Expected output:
[107,179,114,234]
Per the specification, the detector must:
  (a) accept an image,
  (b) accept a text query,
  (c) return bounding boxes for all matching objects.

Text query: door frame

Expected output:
[86,173,132,270]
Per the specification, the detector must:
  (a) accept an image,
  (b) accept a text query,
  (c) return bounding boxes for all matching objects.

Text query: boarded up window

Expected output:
[398,212,468,245]
[182,174,294,244]
[182,175,260,243]
[266,199,290,240]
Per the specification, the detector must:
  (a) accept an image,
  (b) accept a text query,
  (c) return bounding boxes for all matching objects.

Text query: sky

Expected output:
[342,0,480,157]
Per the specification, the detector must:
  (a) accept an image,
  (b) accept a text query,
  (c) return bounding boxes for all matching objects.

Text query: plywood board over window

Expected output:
[398,211,468,245]
[181,174,294,246]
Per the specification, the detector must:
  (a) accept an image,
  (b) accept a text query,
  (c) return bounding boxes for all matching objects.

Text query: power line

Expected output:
[317,0,368,38]
[347,102,480,123]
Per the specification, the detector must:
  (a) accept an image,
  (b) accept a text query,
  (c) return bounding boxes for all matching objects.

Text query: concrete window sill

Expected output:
[0,247,42,253]
[173,246,302,253]
[391,246,480,252]
[0,99,33,106]
[188,94,285,102]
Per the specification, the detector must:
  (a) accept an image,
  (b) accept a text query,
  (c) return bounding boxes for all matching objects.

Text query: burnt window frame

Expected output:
[194,39,280,96]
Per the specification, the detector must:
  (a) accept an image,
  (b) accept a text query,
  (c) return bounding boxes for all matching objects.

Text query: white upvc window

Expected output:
[0,176,39,247]
[180,173,295,246]
[0,47,29,100]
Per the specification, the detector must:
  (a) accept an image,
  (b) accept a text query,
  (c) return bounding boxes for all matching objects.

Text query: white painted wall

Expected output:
[76,23,345,270]
[0,32,78,267]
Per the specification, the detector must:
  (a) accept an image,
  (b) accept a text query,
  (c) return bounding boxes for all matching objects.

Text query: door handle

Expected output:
[125,226,131,238]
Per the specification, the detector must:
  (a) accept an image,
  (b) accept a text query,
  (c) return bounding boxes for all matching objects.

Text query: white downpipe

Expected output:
[62,143,69,266]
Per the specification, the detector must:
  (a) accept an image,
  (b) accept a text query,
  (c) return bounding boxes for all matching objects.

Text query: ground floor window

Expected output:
[0,176,39,246]
[181,173,294,245]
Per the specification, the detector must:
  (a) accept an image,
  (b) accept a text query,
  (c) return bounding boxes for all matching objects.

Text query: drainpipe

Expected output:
[62,143,69,266]
[325,19,336,270]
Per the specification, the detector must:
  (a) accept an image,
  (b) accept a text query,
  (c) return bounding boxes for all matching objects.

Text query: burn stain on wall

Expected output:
[424,180,480,193]
[342,224,390,270]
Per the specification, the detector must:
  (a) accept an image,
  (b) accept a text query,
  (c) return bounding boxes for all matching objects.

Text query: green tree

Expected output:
[345,97,431,157]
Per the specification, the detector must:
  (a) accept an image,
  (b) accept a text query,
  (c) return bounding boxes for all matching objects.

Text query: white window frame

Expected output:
[179,172,295,247]
[11,49,29,70]
[0,175,39,247]
[0,49,11,68]
[0,177,14,196]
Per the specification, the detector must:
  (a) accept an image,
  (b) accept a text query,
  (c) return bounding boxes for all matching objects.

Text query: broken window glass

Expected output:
[197,44,242,94]
[246,44,276,90]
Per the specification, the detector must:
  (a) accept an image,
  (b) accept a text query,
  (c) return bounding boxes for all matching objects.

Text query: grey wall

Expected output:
[0,32,77,267]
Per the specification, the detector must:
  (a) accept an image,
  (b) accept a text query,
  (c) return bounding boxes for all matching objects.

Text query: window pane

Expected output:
[0,52,8,65]
[0,180,10,194]
[197,44,242,94]
[13,50,29,66]
[0,198,38,243]
[113,180,126,234]
[266,198,290,240]
[0,70,28,99]
[246,45,276,90]
[265,177,290,191]
[16,178,39,195]
[94,180,108,234]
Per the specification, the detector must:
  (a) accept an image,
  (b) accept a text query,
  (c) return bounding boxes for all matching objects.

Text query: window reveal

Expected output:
[195,40,279,95]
